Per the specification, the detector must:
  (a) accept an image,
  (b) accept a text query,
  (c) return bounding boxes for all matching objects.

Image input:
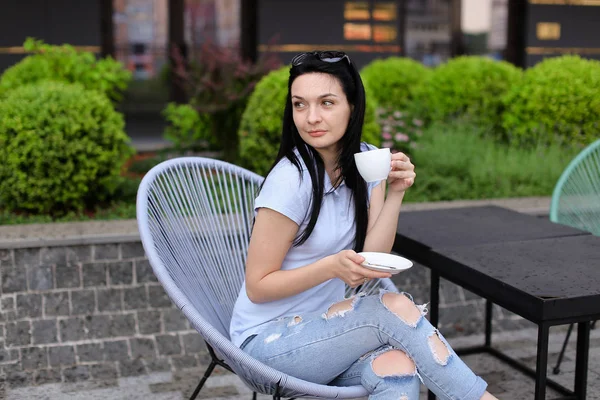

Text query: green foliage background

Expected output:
[502,55,600,147]
[361,57,432,110]
[0,81,133,214]
[0,38,131,103]
[162,103,213,151]
[405,121,579,203]
[412,56,522,132]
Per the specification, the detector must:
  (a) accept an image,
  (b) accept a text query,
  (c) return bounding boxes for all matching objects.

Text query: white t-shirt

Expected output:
[229,143,382,347]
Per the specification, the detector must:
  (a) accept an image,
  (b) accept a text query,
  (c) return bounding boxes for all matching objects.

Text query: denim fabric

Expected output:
[242,290,487,400]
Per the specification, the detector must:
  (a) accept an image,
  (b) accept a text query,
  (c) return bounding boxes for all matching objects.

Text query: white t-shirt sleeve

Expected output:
[254,158,311,226]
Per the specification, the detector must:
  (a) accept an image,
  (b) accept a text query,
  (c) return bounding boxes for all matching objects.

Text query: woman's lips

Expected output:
[308,130,327,137]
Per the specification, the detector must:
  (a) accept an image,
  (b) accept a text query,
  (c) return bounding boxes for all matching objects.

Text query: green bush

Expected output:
[412,56,522,130]
[0,38,131,102]
[363,85,382,147]
[502,55,600,147]
[405,121,578,203]
[239,67,381,175]
[238,67,289,175]
[162,102,213,151]
[0,81,134,214]
[361,57,431,110]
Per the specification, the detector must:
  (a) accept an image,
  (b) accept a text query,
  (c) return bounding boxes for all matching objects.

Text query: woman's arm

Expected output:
[245,208,391,304]
[363,152,416,253]
[363,184,405,253]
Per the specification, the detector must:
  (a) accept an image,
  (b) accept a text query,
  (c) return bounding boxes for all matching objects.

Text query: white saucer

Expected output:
[358,252,413,274]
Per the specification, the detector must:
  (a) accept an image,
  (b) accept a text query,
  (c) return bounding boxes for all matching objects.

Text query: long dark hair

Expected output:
[262,51,369,252]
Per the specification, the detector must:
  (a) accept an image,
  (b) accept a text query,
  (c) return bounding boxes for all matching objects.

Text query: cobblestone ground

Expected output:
[4,326,599,400]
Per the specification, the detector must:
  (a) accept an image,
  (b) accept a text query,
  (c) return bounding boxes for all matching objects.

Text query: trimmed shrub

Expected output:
[412,56,522,129]
[0,38,131,102]
[238,67,289,175]
[361,57,431,110]
[0,81,134,214]
[162,102,213,151]
[239,67,382,176]
[363,83,382,147]
[502,55,600,147]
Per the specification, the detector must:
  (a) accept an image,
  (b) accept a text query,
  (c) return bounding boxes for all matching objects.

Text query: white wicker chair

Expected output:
[136,157,398,399]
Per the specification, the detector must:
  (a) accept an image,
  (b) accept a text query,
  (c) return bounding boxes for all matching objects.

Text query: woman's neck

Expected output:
[318,149,340,183]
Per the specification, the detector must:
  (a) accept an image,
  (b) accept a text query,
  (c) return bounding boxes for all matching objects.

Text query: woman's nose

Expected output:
[307,106,322,124]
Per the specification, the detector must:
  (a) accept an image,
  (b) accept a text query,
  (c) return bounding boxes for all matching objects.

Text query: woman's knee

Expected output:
[372,349,416,376]
[381,293,423,326]
[324,298,354,318]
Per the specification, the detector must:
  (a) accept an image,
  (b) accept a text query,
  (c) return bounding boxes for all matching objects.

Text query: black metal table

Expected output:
[392,206,595,399]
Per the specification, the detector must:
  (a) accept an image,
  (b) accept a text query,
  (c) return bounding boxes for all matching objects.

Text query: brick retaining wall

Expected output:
[0,239,535,391]
[0,241,209,389]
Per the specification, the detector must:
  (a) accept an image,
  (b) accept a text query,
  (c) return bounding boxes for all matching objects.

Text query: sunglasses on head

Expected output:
[291,51,351,66]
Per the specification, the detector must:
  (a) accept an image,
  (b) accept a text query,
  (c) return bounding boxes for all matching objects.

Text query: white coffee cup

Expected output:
[354,148,391,182]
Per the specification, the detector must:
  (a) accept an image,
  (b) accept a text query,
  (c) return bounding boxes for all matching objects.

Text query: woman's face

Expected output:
[291,72,352,157]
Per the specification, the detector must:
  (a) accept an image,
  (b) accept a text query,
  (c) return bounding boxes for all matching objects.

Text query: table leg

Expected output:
[534,323,550,400]
[428,271,440,400]
[574,322,590,399]
[485,299,492,347]
[430,270,440,327]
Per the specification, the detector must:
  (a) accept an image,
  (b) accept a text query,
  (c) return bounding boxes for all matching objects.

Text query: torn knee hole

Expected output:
[324,298,354,319]
[372,350,416,377]
[382,293,422,326]
[288,316,302,326]
[428,331,450,365]
[264,333,281,344]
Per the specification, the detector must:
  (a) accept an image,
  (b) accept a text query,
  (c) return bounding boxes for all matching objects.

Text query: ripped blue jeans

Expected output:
[241,290,487,400]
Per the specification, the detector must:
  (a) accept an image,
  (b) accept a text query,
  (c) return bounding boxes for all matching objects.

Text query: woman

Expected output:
[230,51,498,400]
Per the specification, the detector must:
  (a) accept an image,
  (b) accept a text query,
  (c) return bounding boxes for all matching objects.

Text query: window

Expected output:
[344,1,398,43]
[344,23,372,40]
[345,2,371,20]
[373,2,397,21]
[536,22,561,40]
[373,25,397,42]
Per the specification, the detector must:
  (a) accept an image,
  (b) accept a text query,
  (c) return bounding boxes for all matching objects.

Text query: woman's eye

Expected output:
[293,101,305,108]
[323,100,333,106]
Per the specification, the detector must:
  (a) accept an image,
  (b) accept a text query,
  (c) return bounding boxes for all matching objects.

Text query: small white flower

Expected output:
[395,133,409,142]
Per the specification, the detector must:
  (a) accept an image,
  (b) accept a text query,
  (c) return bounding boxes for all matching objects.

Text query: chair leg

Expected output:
[189,360,217,400]
[553,323,574,375]
[272,382,281,400]
[252,392,257,400]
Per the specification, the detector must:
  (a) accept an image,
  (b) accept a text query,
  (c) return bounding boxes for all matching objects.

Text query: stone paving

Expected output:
[4,325,599,399]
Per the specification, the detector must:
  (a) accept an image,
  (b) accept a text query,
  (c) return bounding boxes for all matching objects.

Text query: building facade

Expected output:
[0,0,463,74]
[2,1,599,92]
